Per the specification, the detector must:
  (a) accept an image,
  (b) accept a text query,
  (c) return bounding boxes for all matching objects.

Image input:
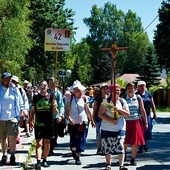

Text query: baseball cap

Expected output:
[137,81,146,86]
[1,72,12,79]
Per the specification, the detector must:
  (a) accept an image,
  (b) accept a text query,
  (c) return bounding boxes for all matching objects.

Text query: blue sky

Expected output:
[65,0,163,43]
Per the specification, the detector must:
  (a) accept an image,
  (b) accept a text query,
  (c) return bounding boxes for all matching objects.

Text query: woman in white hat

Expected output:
[65,80,94,165]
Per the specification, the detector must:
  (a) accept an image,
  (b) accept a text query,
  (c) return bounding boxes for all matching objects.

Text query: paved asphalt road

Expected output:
[0,112,170,170]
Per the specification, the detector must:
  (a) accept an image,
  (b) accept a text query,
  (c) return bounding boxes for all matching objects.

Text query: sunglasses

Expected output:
[40,84,47,88]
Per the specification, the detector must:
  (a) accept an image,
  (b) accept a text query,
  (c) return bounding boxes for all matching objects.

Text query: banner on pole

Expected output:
[44,28,71,51]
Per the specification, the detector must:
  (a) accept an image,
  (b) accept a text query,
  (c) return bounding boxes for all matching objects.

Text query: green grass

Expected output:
[24,139,36,169]
[156,106,170,112]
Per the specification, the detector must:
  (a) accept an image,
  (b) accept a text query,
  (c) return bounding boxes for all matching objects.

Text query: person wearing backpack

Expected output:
[93,83,108,155]
[98,83,130,170]
[65,80,94,165]
[124,82,148,166]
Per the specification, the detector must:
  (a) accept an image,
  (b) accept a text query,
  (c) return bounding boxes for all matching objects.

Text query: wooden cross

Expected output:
[101,38,127,119]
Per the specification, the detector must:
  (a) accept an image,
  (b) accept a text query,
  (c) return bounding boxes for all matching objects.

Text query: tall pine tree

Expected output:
[137,44,161,87]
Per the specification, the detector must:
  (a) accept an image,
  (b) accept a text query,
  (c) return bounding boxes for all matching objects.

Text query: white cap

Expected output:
[137,81,146,86]
[100,83,108,88]
[23,80,29,84]
[12,75,19,83]
[70,80,86,92]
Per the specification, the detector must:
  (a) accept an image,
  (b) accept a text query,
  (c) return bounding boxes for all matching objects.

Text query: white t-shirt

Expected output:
[68,95,89,124]
[101,98,128,132]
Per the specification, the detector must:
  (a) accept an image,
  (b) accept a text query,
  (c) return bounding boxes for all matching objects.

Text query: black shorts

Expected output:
[34,125,54,139]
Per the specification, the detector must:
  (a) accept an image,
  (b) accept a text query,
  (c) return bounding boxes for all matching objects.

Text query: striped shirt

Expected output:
[125,94,141,120]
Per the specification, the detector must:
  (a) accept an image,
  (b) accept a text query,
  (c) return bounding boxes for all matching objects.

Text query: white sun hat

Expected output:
[12,75,19,83]
[70,80,86,92]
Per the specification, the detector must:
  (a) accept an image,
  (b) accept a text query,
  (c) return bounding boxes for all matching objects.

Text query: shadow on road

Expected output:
[136,165,170,170]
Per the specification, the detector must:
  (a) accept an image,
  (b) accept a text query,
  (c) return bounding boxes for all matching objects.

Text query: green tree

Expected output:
[137,44,161,87]
[0,0,32,76]
[119,10,149,73]
[24,0,75,82]
[71,39,92,85]
[153,0,170,71]
[83,2,149,84]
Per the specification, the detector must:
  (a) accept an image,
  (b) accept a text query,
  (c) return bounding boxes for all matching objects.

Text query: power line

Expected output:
[135,14,159,38]
[143,14,159,32]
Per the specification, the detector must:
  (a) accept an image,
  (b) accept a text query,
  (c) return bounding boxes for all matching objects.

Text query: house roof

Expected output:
[90,74,166,87]
[117,74,166,85]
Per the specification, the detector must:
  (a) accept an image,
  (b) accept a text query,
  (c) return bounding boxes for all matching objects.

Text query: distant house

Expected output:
[117,74,166,85]
[90,73,166,87]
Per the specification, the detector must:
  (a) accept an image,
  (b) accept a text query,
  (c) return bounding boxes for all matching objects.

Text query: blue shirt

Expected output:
[0,82,24,121]
[47,88,64,119]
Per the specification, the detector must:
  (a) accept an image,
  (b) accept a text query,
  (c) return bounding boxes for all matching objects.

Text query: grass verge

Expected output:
[24,139,36,169]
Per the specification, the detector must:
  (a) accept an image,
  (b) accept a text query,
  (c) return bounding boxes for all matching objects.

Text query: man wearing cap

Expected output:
[0,72,24,165]
[12,76,30,138]
[23,80,29,94]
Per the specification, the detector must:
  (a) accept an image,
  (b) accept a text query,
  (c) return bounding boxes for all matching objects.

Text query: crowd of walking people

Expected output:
[0,72,157,170]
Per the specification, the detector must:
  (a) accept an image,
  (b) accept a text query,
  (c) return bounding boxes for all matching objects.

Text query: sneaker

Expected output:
[105,164,111,170]
[35,163,41,170]
[42,161,50,167]
[75,158,82,165]
[130,158,137,166]
[10,155,16,165]
[0,155,7,164]
[26,132,30,137]
[119,166,128,170]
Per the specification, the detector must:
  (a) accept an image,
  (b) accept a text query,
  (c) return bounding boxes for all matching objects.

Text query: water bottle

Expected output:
[152,119,156,125]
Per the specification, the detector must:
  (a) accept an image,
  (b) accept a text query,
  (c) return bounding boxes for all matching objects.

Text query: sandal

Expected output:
[105,164,111,170]
[119,166,128,170]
